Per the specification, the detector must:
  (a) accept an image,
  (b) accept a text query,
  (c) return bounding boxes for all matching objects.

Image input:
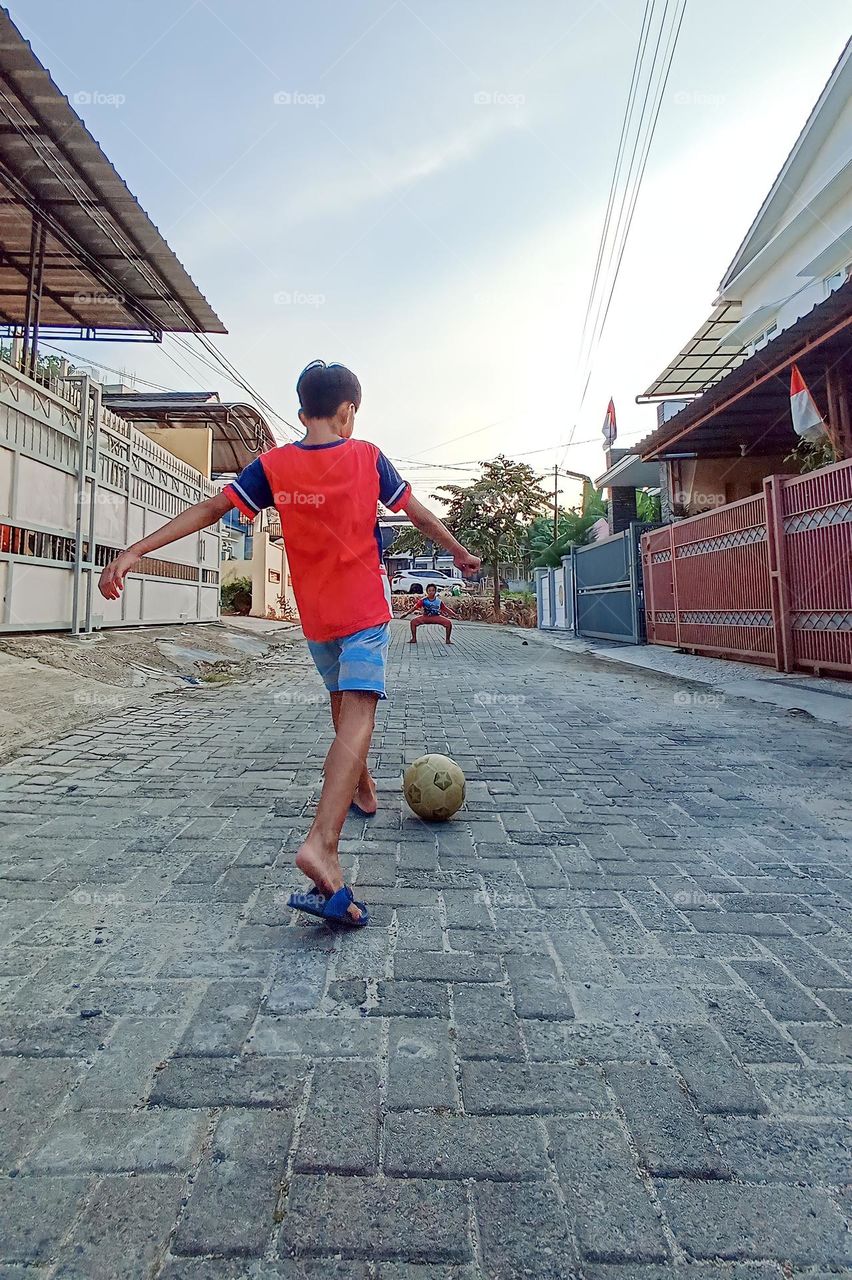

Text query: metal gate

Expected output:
[574,522,654,643]
[0,359,220,632]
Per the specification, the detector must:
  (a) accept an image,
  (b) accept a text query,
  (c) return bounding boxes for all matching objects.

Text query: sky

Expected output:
[16,0,852,503]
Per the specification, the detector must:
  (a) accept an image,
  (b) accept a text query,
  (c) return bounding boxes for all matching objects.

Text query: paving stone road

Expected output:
[1,621,851,1279]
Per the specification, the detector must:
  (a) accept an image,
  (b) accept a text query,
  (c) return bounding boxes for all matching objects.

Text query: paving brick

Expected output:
[384,1113,546,1179]
[547,1117,669,1262]
[394,951,501,982]
[750,1066,852,1116]
[657,1026,766,1115]
[0,1059,84,1165]
[473,1179,580,1279]
[173,1160,281,1257]
[452,985,523,1060]
[54,1172,183,1278]
[175,980,263,1056]
[377,1267,476,1280]
[731,960,829,1022]
[573,984,707,1026]
[387,1018,457,1110]
[707,1116,852,1182]
[247,1014,380,1058]
[523,1021,657,1063]
[706,991,799,1063]
[606,1064,728,1178]
[296,1063,379,1174]
[149,1056,308,1108]
[5,619,852,1273]
[656,1180,852,1266]
[281,1175,472,1262]
[792,1023,852,1064]
[461,1061,608,1115]
[816,987,852,1021]
[505,955,574,1020]
[682,910,791,937]
[27,1110,207,1173]
[0,1175,89,1264]
[0,1015,114,1059]
[172,1111,291,1259]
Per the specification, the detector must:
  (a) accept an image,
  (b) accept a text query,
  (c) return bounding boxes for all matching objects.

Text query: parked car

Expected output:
[390,568,467,594]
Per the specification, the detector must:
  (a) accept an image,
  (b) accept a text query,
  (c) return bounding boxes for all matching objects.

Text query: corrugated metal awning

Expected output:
[0,8,225,338]
[103,392,275,474]
[638,301,744,401]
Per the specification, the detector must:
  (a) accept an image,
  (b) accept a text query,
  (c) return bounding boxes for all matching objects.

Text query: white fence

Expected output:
[535,556,574,632]
[0,360,220,632]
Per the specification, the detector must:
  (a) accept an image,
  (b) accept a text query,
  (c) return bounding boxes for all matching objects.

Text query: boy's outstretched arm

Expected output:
[404,496,480,576]
[98,490,235,600]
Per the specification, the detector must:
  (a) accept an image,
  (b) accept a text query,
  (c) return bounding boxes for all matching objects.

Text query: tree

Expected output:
[530,486,609,568]
[433,455,550,617]
[388,524,428,560]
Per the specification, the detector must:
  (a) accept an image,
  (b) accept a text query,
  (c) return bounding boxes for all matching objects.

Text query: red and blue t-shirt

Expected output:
[224,438,411,643]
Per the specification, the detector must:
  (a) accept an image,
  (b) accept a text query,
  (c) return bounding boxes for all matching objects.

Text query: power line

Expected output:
[561,0,688,463]
[0,84,299,446]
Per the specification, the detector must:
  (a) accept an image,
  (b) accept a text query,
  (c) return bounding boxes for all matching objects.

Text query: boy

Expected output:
[401,582,457,644]
[98,361,480,926]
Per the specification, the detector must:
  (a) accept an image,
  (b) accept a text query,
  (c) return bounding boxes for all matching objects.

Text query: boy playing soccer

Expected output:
[400,582,457,644]
[98,361,480,926]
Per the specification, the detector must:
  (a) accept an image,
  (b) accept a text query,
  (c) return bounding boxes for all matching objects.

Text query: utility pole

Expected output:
[552,466,593,545]
[553,464,559,544]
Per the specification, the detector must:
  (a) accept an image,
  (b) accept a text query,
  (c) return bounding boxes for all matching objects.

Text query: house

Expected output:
[634,36,852,509]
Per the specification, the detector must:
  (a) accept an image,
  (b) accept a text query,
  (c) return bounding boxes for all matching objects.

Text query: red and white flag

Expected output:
[602,398,617,446]
[790,364,825,443]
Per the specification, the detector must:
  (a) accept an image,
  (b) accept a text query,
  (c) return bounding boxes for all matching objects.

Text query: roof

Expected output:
[639,301,744,400]
[0,9,226,336]
[719,37,852,294]
[595,452,661,489]
[635,276,852,460]
[103,391,275,473]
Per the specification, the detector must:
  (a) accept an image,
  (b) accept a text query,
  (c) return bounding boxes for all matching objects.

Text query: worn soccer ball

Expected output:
[403,753,466,822]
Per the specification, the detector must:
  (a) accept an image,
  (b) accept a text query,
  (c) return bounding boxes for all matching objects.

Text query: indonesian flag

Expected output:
[602,398,617,446]
[790,364,825,443]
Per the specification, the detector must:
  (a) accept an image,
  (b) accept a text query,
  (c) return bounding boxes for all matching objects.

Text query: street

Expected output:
[1,620,851,1277]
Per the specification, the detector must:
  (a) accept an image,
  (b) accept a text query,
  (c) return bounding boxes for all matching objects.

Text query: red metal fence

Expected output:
[642,458,852,676]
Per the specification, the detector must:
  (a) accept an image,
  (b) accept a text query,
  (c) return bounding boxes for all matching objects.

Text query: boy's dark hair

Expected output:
[297,360,361,419]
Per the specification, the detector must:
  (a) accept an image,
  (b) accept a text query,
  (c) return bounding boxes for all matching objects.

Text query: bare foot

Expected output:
[295,834,362,922]
[353,774,378,815]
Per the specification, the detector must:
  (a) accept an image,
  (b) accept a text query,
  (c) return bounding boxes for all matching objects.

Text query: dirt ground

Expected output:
[0,620,299,764]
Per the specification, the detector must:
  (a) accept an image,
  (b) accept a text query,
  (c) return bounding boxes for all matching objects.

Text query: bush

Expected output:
[221,576,252,615]
[391,593,536,628]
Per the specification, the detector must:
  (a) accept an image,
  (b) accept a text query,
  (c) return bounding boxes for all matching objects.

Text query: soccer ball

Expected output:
[403,753,466,822]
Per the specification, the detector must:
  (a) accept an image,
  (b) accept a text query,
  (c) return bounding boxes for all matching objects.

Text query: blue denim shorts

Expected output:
[307,622,389,699]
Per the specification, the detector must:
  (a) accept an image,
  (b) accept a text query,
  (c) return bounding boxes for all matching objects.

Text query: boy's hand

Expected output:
[98,550,137,600]
[454,549,481,577]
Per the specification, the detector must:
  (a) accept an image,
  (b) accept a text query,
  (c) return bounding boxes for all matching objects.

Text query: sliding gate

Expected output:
[574,522,655,643]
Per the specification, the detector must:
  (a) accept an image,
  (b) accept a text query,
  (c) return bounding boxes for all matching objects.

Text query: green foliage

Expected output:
[785,437,837,474]
[0,345,63,383]
[388,525,428,558]
[434,455,550,616]
[530,486,609,568]
[220,576,252,615]
[636,490,662,522]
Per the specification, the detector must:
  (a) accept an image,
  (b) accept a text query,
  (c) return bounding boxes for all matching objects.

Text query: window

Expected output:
[744,323,778,357]
[824,264,851,297]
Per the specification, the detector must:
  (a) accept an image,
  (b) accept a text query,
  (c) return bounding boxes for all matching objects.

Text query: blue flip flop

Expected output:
[287,883,369,928]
